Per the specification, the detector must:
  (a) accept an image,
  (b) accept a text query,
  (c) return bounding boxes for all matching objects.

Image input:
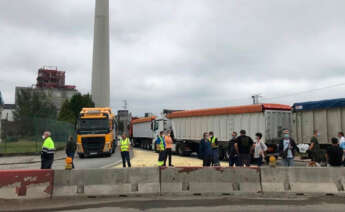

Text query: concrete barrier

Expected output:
[261,167,345,193]
[2,167,345,200]
[0,169,54,199]
[160,167,261,194]
[53,168,159,197]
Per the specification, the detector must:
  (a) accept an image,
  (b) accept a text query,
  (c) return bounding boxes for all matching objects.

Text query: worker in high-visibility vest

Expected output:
[209,131,220,166]
[164,130,174,167]
[41,131,55,169]
[119,133,131,168]
[155,131,166,166]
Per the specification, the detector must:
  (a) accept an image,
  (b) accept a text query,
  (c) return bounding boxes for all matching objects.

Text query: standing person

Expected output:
[338,132,345,166]
[119,133,131,168]
[228,132,239,167]
[199,132,212,166]
[164,130,174,167]
[41,131,55,169]
[253,133,267,166]
[156,131,166,167]
[326,138,343,167]
[279,129,297,167]
[209,131,220,166]
[234,130,254,167]
[309,130,321,163]
[65,136,76,169]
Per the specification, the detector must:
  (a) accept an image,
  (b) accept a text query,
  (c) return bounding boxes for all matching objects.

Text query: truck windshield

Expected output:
[78,118,109,131]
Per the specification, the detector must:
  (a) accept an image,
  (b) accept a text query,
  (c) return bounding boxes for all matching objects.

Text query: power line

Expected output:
[262,82,345,100]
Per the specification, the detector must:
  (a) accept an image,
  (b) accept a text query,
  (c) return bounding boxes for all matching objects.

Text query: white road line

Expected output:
[101,159,122,169]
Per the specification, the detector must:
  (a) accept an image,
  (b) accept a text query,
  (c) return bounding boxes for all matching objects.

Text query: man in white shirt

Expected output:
[253,132,267,166]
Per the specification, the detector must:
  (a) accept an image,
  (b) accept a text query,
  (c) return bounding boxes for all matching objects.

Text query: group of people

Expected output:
[200,128,345,167]
[155,130,174,167]
[309,130,345,167]
[200,129,268,167]
[40,128,345,169]
[40,131,76,169]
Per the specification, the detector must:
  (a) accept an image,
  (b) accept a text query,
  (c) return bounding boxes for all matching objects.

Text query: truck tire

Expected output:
[78,153,85,159]
[177,144,184,156]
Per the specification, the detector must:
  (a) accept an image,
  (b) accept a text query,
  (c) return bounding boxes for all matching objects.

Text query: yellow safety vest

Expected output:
[42,137,55,154]
[120,138,130,152]
[159,136,165,151]
[210,136,218,148]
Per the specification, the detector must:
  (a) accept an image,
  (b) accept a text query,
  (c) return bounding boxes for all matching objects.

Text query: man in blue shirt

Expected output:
[199,132,212,166]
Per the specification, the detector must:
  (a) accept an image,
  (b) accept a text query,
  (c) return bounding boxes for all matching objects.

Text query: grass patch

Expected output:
[0,140,65,154]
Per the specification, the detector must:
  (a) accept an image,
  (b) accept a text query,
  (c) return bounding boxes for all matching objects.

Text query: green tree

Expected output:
[58,93,95,125]
[14,89,57,136]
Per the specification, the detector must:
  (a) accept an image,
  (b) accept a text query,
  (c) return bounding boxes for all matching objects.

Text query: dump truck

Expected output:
[76,107,117,158]
[166,104,292,159]
[131,115,172,150]
[292,98,345,148]
[131,104,292,160]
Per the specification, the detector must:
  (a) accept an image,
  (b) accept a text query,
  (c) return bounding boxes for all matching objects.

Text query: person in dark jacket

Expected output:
[326,137,343,167]
[66,136,77,169]
[279,129,297,167]
[199,132,212,166]
[235,130,254,167]
[228,131,239,167]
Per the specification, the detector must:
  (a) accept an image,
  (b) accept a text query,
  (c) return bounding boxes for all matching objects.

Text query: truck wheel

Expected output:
[177,145,184,156]
[78,153,85,159]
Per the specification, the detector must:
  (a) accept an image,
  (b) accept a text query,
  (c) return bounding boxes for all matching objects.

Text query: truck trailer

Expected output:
[166,103,292,159]
[76,107,117,158]
[292,98,345,147]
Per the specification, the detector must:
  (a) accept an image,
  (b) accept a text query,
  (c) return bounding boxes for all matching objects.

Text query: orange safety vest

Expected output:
[164,136,173,149]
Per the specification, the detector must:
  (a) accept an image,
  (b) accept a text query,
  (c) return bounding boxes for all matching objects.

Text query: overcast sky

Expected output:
[1,0,345,116]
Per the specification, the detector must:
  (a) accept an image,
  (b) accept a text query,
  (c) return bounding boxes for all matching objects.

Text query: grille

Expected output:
[82,137,105,154]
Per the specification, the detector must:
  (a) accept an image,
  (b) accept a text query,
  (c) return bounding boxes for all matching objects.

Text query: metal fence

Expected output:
[0,117,74,154]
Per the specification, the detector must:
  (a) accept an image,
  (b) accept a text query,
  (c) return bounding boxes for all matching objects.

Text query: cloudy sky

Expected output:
[1,0,345,116]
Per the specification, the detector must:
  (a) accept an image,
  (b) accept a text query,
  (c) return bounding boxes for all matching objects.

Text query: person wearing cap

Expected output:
[279,129,297,167]
[164,130,174,167]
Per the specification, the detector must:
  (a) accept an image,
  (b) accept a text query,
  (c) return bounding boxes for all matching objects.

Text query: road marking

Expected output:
[101,159,122,169]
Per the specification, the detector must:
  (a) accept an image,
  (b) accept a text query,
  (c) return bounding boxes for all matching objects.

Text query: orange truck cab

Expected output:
[76,107,117,158]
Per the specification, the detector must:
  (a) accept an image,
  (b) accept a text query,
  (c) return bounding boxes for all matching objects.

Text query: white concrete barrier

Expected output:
[53,168,159,197]
[261,167,345,193]
[160,167,261,194]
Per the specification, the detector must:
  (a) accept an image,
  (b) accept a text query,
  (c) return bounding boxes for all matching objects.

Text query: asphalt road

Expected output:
[3,195,345,212]
[0,150,125,170]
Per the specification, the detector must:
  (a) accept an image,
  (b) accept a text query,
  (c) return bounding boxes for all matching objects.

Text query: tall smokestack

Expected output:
[91,0,110,107]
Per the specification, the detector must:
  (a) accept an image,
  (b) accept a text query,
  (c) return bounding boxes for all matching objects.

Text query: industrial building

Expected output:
[15,67,78,112]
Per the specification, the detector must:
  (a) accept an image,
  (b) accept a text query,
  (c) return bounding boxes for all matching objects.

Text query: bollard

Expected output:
[65,157,73,170]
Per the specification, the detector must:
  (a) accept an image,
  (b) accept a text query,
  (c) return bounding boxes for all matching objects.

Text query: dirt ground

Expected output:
[113,149,228,168]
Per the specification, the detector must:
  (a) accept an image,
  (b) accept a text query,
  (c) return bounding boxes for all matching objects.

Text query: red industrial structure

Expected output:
[36,66,76,90]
